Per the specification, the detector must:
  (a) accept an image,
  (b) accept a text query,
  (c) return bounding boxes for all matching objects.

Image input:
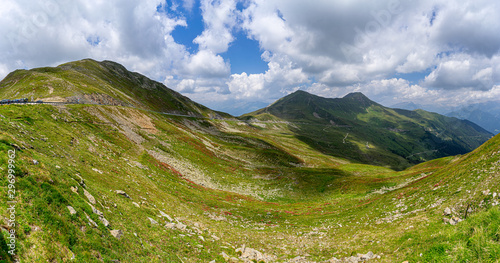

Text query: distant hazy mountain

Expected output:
[447,104,500,134]
[391,101,423,111]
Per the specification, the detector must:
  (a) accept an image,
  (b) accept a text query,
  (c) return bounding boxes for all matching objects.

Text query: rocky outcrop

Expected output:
[115,190,130,199]
[83,189,96,204]
[110,229,123,239]
[67,206,77,215]
[236,245,276,262]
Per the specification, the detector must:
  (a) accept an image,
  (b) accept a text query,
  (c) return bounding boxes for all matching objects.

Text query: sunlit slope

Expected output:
[0,102,499,262]
[243,90,492,170]
[0,60,499,262]
[0,59,229,118]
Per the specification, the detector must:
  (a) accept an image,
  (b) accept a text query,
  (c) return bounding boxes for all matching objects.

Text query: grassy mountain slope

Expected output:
[1,61,499,263]
[0,59,229,118]
[1,100,499,263]
[243,90,493,170]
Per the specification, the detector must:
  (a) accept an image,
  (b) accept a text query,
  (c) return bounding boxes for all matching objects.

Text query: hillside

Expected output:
[243,90,493,170]
[1,60,500,263]
[0,59,229,118]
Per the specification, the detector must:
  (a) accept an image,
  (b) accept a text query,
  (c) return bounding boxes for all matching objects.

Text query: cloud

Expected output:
[0,0,190,79]
[423,53,500,90]
[1,0,500,116]
[182,50,230,78]
[194,0,238,53]
[226,52,308,100]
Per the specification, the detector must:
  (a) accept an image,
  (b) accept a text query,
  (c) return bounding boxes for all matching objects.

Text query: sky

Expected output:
[1,0,500,116]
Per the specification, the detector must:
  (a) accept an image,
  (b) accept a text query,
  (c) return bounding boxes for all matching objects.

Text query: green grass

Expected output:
[1,60,499,262]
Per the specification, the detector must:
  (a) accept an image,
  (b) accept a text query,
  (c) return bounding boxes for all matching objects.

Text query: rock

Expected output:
[70,186,78,193]
[132,202,140,208]
[209,260,215,263]
[159,211,173,221]
[450,216,462,225]
[148,217,159,225]
[483,189,491,196]
[76,174,86,188]
[85,212,98,228]
[92,168,103,174]
[175,223,187,231]
[33,159,39,165]
[115,190,130,199]
[67,206,77,215]
[236,245,275,262]
[110,229,123,239]
[359,251,375,260]
[165,223,176,229]
[83,189,96,204]
[211,234,220,241]
[132,161,149,170]
[221,252,230,260]
[198,235,205,242]
[344,256,361,263]
[99,216,110,227]
[443,207,452,216]
[289,256,307,262]
[55,165,61,169]
[90,204,103,216]
[494,192,498,198]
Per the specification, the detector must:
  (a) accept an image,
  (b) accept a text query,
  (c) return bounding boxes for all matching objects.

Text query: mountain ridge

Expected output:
[0,59,231,118]
[1,59,500,262]
[244,90,493,170]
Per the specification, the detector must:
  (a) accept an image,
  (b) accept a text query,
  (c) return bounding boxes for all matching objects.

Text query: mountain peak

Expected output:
[343,92,369,100]
[342,92,376,107]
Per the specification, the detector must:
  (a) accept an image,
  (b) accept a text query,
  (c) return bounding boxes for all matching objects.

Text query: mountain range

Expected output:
[1,59,499,262]
[244,90,492,170]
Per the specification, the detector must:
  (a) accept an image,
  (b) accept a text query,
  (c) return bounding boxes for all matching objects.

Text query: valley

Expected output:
[1,60,499,262]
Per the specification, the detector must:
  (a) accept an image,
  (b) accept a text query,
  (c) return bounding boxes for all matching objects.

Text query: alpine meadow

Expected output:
[1,59,500,262]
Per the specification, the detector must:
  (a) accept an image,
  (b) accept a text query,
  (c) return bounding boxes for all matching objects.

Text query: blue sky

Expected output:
[1,0,500,115]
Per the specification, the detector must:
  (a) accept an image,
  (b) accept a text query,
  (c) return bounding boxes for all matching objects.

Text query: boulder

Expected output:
[83,189,96,204]
[443,207,452,216]
[159,211,173,222]
[450,216,462,225]
[90,204,103,216]
[148,217,159,225]
[76,174,86,188]
[175,223,187,231]
[67,206,77,215]
[236,245,275,262]
[85,212,98,228]
[359,251,375,260]
[115,190,130,199]
[99,216,110,227]
[165,223,176,229]
[110,229,123,239]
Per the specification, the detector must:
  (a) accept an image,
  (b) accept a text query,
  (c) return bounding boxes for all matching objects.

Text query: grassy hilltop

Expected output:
[244,90,492,170]
[0,60,499,262]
